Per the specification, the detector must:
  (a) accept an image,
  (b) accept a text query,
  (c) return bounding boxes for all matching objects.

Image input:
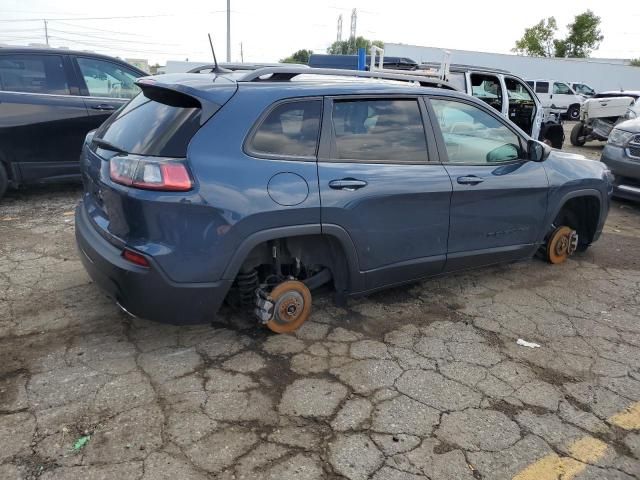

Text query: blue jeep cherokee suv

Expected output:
[75,67,611,332]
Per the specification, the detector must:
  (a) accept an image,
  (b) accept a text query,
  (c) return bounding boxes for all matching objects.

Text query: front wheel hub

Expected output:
[546,226,578,264]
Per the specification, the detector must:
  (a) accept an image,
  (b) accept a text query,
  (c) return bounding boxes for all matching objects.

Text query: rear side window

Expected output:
[250,100,322,157]
[0,54,69,94]
[448,72,466,91]
[77,57,141,99]
[331,99,427,162]
[535,82,549,94]
[95,91,202,157]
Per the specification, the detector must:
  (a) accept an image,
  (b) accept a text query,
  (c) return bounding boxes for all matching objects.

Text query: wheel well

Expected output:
[234,234,350,296]
[554,196,600,248]
[0,152,12,182]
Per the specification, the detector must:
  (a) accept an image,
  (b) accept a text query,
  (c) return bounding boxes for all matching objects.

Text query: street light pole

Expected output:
[226,0,231,62]
[44,19,49,46]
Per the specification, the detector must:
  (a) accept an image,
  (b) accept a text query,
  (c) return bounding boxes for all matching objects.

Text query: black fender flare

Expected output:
[221,224,363,292]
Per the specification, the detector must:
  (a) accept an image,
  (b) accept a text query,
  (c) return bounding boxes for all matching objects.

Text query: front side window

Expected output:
[77,57,141,99]
[573,83,594,96]
[430,98,522,165]
[0,54,69,94]
[250,100,322,157]
[470,74,503,112]
[331,99,427,162]
[535,82,549,94]
[553,82,571,95]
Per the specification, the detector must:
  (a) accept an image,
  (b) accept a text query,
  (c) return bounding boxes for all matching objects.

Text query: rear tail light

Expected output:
[110,156,192,191]
[122,248,150,267]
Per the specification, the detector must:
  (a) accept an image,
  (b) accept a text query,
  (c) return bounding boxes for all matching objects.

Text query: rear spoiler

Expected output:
[135,76,237,125]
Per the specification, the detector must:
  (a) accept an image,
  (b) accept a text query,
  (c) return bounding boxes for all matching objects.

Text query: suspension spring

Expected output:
[236,269,259,306]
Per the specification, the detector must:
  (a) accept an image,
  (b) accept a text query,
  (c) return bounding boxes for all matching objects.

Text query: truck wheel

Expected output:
[0,163,8,201]
[265,280,312,333]
[546,226,578,264]
[570,123,587,147]
[568,105,580,121]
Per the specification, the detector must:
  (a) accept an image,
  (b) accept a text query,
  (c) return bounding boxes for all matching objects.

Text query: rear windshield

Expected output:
[95,92,202,157]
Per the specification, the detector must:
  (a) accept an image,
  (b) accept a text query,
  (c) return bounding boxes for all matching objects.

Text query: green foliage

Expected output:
[631,59,640,67]
[280,49,313,64]
[327,36,384,55]
[558,10,604,58]
[512,17,557,57]
[513,10,603,58]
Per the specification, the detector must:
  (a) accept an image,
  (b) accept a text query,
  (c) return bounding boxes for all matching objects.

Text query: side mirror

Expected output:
[528,139,551,162]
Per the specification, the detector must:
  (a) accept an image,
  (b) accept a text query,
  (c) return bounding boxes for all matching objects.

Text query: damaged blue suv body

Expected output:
[75,67,611,332]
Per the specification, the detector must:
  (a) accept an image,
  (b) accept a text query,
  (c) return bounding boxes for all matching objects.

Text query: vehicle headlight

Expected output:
[607,128,634,147]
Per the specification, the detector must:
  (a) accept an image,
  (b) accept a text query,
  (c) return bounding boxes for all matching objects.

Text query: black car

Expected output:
[0,47,147,199]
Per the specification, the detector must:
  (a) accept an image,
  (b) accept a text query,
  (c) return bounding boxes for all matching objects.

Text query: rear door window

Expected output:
[330,98,428,163]
[95,92,202,157]
[535,82,549,94]
[0,54,69,94]
[77,57,141,99]
[249,100,322,157]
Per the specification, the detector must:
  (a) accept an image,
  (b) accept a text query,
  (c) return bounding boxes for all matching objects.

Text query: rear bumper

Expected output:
[75,202,231,325]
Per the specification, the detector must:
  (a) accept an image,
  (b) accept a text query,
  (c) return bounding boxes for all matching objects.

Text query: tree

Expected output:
[327,36,384,55]
[631,59,640,67]
[513,17,557,57]
[557,10,604,58]
[280,49,313,64]
[513,10,603,58]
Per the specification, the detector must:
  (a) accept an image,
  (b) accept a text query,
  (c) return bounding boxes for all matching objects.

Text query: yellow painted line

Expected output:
[512,437,609,480]
[609,402,640,430]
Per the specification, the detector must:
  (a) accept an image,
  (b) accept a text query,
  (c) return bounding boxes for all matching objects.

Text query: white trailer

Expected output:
[384,43,640,93]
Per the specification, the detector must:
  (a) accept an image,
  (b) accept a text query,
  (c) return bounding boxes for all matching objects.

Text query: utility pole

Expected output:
[350,9,357,40]
[226,0,231,62]
[240,42,244,63]
[44,19,49,46]
[336,14,342,42]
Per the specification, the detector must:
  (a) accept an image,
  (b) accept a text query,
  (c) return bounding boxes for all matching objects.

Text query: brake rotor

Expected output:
[265,280,312,333]
[546,226,577,264]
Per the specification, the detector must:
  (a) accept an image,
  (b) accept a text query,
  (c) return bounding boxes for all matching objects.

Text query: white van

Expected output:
[526,80,585,120]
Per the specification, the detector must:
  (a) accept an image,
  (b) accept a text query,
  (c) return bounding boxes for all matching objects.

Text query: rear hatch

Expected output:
[81,74,237,245]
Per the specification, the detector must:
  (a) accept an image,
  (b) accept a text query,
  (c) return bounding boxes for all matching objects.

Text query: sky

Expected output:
[1,0,639,66]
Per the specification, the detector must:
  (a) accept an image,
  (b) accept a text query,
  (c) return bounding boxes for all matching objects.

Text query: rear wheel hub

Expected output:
[262,280,312,333]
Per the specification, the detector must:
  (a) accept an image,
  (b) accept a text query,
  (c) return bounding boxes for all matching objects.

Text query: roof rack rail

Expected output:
[237,66,457,90]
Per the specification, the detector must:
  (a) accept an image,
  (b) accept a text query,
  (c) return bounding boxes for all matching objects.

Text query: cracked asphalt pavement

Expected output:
[1,151,640,478]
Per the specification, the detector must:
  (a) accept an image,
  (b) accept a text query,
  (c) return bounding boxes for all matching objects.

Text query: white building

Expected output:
[384,43,640,92]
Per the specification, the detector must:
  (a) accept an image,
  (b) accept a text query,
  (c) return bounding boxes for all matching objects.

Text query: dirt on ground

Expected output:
[1,130,639,480]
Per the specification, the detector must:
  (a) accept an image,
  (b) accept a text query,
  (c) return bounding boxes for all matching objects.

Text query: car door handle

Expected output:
[328,178,368,191]
[91,104,116,111]
[457,175,484,185]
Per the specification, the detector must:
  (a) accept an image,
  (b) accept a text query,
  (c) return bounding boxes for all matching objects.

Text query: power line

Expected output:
[47,28,177,46]
[50,20,155,38]
[0,14,175,22]
[46,35,192,55]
